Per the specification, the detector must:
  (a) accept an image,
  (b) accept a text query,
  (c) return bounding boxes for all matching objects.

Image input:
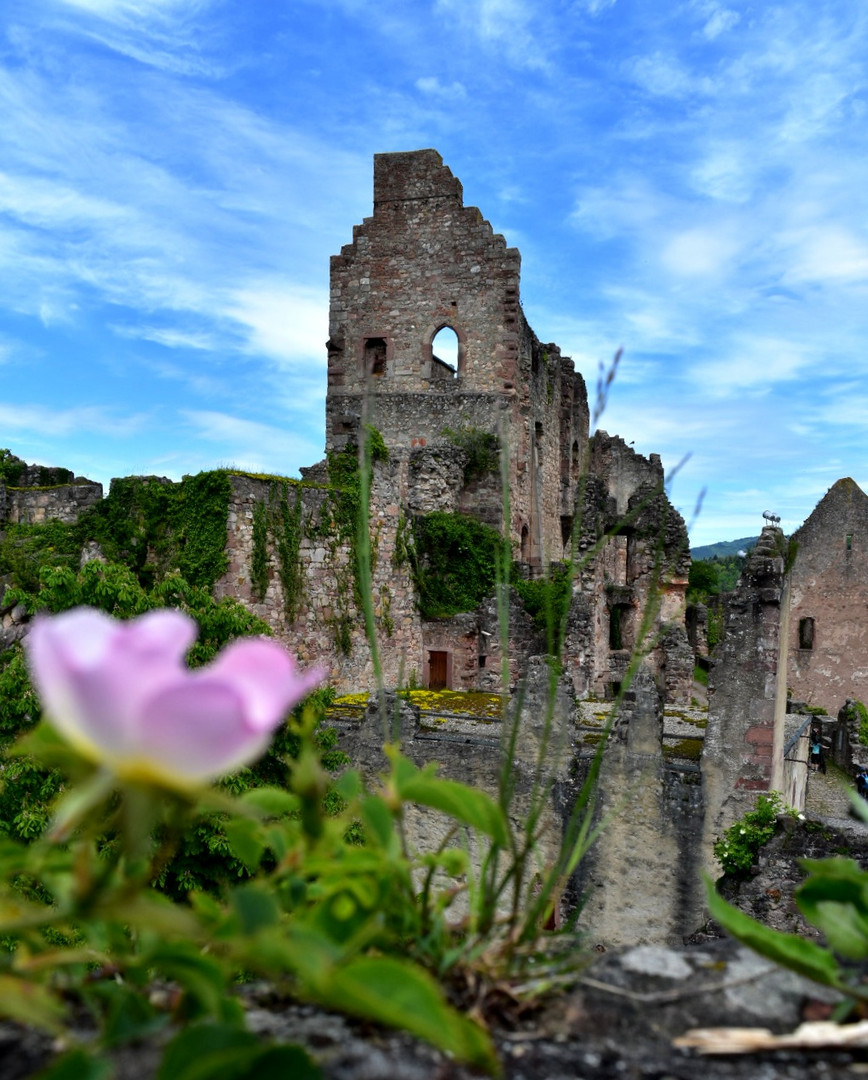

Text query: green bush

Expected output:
[842,699,868,745]
[410,512,507,618]
[713,791,783,877]
[512,562,572,653]
[442,426,499,484]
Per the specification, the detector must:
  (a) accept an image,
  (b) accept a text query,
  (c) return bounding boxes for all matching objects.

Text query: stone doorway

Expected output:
[428,650,448,690]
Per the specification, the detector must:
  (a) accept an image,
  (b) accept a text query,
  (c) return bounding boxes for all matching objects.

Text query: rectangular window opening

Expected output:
[799,616,815,651]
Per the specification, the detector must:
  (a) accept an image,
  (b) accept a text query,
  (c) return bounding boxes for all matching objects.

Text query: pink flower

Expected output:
[26,607,324,788]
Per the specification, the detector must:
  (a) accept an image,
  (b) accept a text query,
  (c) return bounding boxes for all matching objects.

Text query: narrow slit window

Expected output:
[609,604,628,650]
[799,617,815,650]
[364,337,387,376]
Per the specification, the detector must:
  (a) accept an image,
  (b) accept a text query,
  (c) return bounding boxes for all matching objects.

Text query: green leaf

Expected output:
[237,1045,322,1080]
[795,861,868,959]
[334,769,362,801]
[360,795,395,848]
[87,982,167,1047]
[0,974,66,1034]
[223,817,265,872]
[157,1024,321,1080]
[390,753,510,847]
[230,884,280,936]
[705,876,842,989]
[34,1048,113,1080]
[319,955,497,1073]
[239,787,299,817]
[144,942,228,1017]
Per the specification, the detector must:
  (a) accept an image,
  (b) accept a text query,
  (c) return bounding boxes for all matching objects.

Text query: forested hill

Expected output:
[691,536,757,560]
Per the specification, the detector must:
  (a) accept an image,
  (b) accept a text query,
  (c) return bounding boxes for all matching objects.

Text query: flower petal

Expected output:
[27,607,198,761]
[135,679,273,783]
[201,638,325,731]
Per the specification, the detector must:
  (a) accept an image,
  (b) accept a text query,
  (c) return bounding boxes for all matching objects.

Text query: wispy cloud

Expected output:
[181,410,322,475]
[226,283,329,369]
[415,76,466,100]
[0,402,149,437]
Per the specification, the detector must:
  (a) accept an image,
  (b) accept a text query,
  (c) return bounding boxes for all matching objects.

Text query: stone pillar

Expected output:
[701,526,787,874]
[579,668,686,945]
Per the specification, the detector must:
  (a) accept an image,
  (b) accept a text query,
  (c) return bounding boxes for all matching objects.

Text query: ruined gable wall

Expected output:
[325,149,590,567]
[787,478,868,716]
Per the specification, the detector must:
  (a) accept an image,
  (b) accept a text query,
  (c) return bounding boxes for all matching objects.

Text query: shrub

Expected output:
[841,699,868,745]
[410,511,507,618]
[713,791,783,877]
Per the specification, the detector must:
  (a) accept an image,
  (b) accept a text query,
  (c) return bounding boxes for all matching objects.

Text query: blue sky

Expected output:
[1,0,866,546]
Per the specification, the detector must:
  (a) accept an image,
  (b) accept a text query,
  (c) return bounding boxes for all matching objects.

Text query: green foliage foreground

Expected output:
[0,711,500,1076]
[711,794,868,1017]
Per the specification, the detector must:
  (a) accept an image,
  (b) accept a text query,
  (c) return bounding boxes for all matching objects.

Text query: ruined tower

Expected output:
[325,149,590,568]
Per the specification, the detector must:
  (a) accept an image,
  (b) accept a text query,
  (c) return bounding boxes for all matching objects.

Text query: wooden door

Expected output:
[428,650,448,690]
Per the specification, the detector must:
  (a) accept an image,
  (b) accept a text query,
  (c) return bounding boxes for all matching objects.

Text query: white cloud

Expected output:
[434,0,547,70]
[226,283,328,369]
[110,325,218,351]
[783,226,868,286]
[690,337,809,395]
[49,0,223,76]
[689,146,754,203]
[661,225,742,277]
[624,51,715,98]
[415,76,466,99]
[0,402,149,437]
[582,0,617,14]
[701,5,739,40]
[181,409,322,474]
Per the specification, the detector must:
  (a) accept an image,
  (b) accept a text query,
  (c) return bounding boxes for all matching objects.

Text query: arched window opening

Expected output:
[431,326,458,381]
[571,440,580,476]
[364,337,387,376]
[520,524,530,561]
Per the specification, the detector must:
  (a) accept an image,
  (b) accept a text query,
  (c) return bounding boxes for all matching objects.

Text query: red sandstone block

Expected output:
[746,726,774,745]
[735,778,769,791]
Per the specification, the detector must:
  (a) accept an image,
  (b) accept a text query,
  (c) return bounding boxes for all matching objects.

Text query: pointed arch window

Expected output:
[431,326,458,380]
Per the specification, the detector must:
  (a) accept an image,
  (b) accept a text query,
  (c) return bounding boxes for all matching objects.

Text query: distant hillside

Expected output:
[690,536,757,560]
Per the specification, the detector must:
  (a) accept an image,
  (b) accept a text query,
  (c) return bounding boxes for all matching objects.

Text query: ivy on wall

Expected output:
[410,511,507,619]
[441,426,500,485]
[250,480,305,621]
[307,429,389,654]
[0,470,233,596]
[80,471,233,590]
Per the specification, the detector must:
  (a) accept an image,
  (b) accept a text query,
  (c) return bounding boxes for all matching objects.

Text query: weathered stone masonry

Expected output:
[216,150,693,703]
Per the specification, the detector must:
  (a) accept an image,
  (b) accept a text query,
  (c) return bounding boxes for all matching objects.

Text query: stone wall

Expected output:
[2,482,103,525]
[787,478,868,716]
[214,466,423,692]
[701,526,788,869]
[578,668,705,945]
[335,659,579,921]
[0,452,102,527]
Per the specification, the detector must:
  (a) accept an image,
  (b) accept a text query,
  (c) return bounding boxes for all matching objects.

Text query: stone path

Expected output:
[804,761,864,827]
